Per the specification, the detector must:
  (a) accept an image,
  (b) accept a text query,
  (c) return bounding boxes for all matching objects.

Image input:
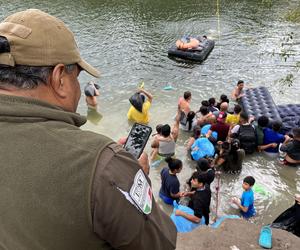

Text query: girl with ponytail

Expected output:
[159,157,184,205]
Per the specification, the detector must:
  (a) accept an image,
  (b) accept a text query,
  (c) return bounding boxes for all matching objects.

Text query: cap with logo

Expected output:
[0,9,99,78]
[217,111,227,122]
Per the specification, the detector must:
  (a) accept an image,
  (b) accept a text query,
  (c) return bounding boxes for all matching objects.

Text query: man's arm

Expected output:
[92,144,177,250]
[232,198,248,213]
[175,210,201,223]
[206,130,212,139]
[231,88,238,101]
[258,143,277,152]
[139,89,153,103]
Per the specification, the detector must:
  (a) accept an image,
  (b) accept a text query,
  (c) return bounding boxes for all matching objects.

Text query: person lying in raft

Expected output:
[175,172,211,225]
[176,36,207,50]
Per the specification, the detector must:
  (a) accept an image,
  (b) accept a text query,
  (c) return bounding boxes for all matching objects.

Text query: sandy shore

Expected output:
[177,219,300,250]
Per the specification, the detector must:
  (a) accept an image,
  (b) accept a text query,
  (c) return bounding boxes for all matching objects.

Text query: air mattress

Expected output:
[277,104,300,134]
[239,87,282,124]
[168,36,214,62]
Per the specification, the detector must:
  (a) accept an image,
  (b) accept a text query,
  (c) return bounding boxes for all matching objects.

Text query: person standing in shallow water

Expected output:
[159,157,184,205]
[84,81,100,107]
[232,176,256,219]
[127,88,153,124]
[231,80,245,101]
[0,9,176,250]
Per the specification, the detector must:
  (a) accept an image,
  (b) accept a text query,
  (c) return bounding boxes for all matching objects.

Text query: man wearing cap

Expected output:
[0,9,176,250]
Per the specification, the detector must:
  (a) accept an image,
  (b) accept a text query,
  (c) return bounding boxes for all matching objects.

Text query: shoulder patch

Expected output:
[129,169,152,214]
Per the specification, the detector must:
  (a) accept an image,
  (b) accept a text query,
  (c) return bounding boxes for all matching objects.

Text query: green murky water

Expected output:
[1,0,299,224]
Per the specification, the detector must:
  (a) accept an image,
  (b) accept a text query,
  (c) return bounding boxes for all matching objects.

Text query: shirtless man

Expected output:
[178,91,192,114]
[231,80,245,101]
[176,36,207,50]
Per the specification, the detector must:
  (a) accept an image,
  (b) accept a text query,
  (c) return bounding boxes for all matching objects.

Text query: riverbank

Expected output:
[177,219,300,250]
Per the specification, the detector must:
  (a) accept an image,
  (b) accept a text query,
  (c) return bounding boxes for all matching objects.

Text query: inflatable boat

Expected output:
[239,87,282,124]
[239,87,300,133]
[168,36,215,62]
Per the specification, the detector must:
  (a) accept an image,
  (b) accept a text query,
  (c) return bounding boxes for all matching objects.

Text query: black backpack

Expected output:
[238,124,256,154]
[179,111,188,126]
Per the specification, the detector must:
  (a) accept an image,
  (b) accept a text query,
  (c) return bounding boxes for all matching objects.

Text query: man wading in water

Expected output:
[0,9,176,249]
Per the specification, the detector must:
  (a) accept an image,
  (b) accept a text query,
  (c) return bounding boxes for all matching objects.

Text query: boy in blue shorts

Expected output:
[233,176,256,219]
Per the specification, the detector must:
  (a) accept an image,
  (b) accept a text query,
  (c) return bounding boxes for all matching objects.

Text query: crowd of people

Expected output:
[127,80,300,226]
[0,9,299,249]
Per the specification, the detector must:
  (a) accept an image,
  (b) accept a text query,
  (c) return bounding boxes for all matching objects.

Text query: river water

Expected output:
[1,0,300,224]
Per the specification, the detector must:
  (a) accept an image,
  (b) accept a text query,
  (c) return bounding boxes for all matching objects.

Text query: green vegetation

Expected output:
[285,6,300,23]
[273,32,300,92]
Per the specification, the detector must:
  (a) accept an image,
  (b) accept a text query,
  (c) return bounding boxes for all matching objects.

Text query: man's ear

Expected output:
[49,64,67,98]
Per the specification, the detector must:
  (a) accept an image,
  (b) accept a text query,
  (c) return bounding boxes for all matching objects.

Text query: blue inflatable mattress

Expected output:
[239,87,282,124]
[277,104,300,134]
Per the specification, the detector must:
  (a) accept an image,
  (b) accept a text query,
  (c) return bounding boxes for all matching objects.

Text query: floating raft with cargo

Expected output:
[168,36,215,62]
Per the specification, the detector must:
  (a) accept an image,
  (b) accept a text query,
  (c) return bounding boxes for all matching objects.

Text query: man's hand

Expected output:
[138,152,150,175]
[271,143,278,148]
[175,210,184,216]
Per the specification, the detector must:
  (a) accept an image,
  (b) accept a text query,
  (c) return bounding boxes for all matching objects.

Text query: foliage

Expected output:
[285,6,300,23]
[273,32,300,92]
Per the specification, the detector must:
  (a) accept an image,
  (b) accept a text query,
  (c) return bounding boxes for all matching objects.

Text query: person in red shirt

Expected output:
[206,112,230,142]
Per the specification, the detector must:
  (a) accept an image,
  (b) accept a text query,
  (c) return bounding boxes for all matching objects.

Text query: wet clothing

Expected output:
[127,100,151,124]
[241,189,255,219]
[280,140,300,161]
[158,139,176,157]
[188,185,211,225]
[210,122,230,141]
[0,94,176,250]
[226,113,240,126]
[208,106,218,113]
[204,168,215,186]
[231,124,256,154]
[255,124,265,146]
[160,167,180,204]
[221,149,245,172]
[263,128,285,153]
[179,118,197,131]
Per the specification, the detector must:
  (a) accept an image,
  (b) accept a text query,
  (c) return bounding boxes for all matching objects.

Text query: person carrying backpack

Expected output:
[231,112,257,154]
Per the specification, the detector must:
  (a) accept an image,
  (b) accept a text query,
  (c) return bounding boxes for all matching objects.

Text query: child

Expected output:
[176,172,211,225]
[150,124,163,161]
[159,157,184,205]
[232,176,256,219]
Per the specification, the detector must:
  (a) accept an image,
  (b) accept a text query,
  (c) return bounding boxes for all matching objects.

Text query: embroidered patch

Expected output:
[129,169,152,214]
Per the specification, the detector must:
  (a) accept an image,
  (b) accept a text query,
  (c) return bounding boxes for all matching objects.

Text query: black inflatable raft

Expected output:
[168,36,215,62]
